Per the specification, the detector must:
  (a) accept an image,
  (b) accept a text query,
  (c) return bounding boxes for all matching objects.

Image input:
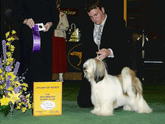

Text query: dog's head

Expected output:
[83,58,106,83]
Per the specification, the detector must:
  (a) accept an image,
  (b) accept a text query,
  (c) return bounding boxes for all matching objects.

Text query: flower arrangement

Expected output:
[0,30,32,117]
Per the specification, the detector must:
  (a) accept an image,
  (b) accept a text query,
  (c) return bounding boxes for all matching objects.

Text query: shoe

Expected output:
[59,77,64,82]
[56,79,63,82]
[59,79,64,82]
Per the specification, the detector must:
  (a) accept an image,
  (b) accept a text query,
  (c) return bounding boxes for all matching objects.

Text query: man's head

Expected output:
[85,0,106,25]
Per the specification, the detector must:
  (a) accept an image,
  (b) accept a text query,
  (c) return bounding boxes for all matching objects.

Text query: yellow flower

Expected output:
[6,57,14,65]
[22,107,27,113]
[26,99,29,103]
[12,30,16,34]
[22,83,28,87]
[23,87,27,91]
[13,81,21,87]
[7,87,14,91]
[6,42,10,46]
[19,90,23,94]
[10,45,15,52]
[28,103,32,109]
[0,85,3,90]
[0,76,2,81]
[0,95,10,106]
[18,103,22,106]
[7,37,15,42]
[6,52,12,57]
[8,91,20,104]
[5,31,10,38]
[5,72,16,81]
[26,94,30,99]
[0,69,2,73]
[16,106,21,110]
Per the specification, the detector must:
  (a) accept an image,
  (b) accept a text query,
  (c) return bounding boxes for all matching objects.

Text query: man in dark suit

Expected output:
[77,0,131,107]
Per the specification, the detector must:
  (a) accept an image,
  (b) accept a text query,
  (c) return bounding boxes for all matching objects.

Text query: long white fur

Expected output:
[83,58,152,116]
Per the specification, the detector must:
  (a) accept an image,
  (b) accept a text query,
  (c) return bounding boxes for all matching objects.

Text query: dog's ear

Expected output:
[94,59,105,83]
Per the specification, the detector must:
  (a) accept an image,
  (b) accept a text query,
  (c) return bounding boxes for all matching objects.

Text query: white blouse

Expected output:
[54,11,69,39]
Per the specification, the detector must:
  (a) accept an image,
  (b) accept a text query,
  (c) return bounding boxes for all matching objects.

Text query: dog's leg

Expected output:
[128,94,152,113]
[97,100,114,116]
[90,92,100,114]
[136,96,152,113]
[91,95,100,114]
[90,104,100,115]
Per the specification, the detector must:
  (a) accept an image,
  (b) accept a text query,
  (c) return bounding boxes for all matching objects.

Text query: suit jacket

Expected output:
[82,16,131,75]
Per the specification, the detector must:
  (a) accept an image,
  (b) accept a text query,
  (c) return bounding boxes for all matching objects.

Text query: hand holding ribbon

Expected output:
[23,19,53,52]
[24,18,35,29]
[44,22,53,32]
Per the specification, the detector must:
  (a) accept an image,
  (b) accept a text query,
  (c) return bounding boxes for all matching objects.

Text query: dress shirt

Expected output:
[93,14,114,58]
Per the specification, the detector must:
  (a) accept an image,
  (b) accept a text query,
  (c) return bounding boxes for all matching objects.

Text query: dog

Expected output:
[83,58,152,116]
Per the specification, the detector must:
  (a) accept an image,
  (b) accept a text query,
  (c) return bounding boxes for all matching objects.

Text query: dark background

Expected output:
[1,0,165,79]
[1,0,165,42]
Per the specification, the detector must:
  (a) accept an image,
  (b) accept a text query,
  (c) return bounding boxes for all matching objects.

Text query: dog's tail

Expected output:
[121,67,152,113]
[121,67,142,98]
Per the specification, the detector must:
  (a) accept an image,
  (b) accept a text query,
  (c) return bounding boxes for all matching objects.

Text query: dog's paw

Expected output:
[123,105,133,111]
[90,109,99,114]
[97,112,114,116]
[137,108,152,114]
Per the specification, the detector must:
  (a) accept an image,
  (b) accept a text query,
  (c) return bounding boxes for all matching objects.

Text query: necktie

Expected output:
[94,25,103,50]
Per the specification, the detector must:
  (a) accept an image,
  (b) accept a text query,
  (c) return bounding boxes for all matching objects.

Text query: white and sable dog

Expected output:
[83,58,152,116]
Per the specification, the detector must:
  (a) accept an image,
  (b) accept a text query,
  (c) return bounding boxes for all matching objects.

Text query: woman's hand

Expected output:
[23,18,35,29]
[44,22,53,32]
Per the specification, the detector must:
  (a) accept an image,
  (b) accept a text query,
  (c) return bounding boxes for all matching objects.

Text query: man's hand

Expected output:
[96,48,111,60]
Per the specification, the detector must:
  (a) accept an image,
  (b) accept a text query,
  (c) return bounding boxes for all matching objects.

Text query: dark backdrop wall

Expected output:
[149,1,165,39]
[59,0,124,33]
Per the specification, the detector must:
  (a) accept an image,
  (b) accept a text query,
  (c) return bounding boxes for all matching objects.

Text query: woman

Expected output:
[52,0,69,82]
[12,0,59,91]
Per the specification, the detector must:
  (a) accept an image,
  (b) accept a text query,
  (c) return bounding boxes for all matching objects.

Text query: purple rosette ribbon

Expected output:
[32,25,41,52]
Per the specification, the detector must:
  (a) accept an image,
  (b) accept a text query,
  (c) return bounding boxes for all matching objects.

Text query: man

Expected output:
[77,0,131,107]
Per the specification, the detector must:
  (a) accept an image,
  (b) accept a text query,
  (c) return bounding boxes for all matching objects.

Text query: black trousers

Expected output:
[77,78,94,108]
[19,25,53,92]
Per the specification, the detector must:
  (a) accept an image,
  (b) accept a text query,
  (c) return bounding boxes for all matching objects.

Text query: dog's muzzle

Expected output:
[83,67,88,76]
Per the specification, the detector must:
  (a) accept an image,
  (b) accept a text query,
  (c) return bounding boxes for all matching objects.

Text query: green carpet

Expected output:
[1,81,165,124]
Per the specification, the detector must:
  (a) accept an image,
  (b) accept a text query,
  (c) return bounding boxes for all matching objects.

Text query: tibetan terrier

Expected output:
[83,58,152,116]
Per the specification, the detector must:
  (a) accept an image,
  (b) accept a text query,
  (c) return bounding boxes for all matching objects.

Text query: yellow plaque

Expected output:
[33,82,62,116]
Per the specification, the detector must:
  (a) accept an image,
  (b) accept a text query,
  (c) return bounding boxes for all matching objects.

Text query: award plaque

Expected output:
[33,82,62,116]
[36,23,46,31]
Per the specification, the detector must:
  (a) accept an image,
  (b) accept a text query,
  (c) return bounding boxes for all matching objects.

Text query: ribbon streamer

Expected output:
[32,25,41,52]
